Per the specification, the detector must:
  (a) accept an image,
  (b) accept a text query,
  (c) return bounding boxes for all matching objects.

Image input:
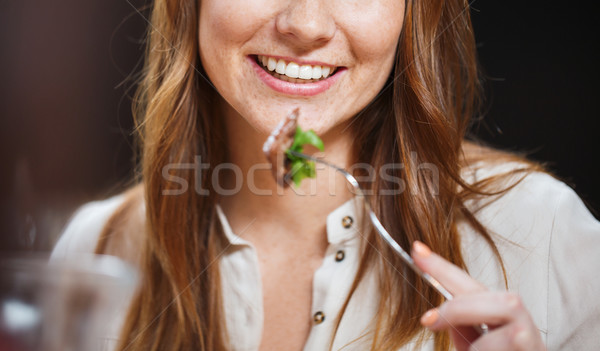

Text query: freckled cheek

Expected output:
[356,21,402,61]
[199,1,270,50]
[199,16,238,60]
[198,16,246,90]
[348,18,404,83]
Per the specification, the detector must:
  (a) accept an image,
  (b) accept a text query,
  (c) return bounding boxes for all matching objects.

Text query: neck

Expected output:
[217,101,355,244]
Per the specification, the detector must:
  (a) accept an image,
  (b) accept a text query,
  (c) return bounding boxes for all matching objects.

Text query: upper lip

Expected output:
[254,54,339,68]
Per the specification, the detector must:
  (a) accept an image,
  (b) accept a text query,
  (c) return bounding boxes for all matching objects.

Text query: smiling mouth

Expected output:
[254,55,338,84]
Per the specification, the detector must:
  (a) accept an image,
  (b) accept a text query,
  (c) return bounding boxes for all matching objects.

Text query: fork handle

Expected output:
[287,150,489,335]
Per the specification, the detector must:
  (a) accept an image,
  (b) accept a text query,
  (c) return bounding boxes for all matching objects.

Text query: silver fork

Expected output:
[288,150,489,335]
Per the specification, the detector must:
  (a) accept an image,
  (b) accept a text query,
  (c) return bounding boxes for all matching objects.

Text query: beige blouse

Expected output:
[50,163,600,350]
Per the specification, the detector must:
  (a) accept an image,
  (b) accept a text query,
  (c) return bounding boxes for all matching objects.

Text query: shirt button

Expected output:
[313,311,325,324]
[335,250,345,262]
[341,215,353,229]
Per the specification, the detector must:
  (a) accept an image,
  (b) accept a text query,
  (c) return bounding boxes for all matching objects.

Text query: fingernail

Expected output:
[413,241,431,258]
[420,309,438,327]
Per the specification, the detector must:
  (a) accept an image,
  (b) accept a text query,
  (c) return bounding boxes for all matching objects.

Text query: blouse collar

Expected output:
[215,197,363,247]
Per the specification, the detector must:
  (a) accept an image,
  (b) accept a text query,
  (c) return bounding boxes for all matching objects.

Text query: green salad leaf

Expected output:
[285,126,324,187]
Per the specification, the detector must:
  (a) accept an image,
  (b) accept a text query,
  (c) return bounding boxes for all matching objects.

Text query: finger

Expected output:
[450,325,482,351]
[412,241,486,295]
[421,308,485,350]
[468,325,515,351]
[421,292,527,330]
[468,323,545,351]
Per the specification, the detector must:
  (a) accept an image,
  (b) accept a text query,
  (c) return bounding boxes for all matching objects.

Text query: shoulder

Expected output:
[460,157,600,349]
[461,156,592,235]
[458,158,577,265]
[459,142,580,226]
[464,161,573,217]
[50,194,127,260]
[50,185,145,262]
[459,155,596,261]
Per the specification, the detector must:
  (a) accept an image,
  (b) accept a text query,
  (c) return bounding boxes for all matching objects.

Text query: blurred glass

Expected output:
[0,254,137,351]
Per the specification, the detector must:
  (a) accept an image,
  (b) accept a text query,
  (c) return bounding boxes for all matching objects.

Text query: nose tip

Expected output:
[276,1,336,45]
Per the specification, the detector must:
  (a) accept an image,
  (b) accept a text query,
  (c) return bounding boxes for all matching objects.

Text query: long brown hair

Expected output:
[95,0,538,350]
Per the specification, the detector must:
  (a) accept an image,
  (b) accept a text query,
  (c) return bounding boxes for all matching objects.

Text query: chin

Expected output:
[248,104,347,137]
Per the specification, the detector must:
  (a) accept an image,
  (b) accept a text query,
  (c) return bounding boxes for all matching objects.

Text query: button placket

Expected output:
[305,201,361,348]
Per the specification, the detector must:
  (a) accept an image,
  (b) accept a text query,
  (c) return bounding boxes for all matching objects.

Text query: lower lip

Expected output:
[248,56,345,97]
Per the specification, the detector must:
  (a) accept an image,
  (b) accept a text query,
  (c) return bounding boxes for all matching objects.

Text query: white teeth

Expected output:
[275,59,286,74]
[285,62,299,78]
[267,57,277,71]
[258,55,336,80]
[311,66,322,79]
[299,65,313,79]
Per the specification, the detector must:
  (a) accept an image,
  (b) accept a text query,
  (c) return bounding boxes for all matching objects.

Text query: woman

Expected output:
[51,0,600,350]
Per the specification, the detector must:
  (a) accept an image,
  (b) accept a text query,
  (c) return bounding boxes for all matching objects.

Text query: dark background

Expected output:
[1,1,598,252]
[470,2,600,210]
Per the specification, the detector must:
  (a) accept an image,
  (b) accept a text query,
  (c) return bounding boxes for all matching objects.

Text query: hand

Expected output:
[411,241,546,351]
